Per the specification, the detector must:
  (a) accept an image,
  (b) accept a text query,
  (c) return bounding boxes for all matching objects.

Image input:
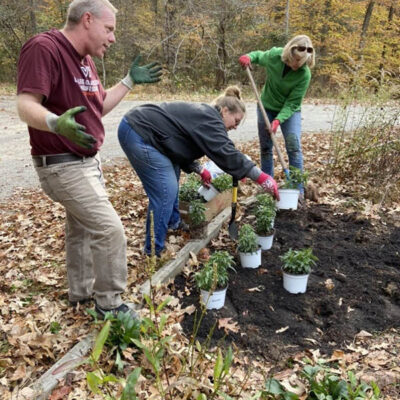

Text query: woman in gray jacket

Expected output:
[118,86,279,256]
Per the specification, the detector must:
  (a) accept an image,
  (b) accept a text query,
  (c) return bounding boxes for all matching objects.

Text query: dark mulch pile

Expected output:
[173,203,400,361]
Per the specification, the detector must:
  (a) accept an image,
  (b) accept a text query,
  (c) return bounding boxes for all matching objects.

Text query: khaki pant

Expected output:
[35,154,127,309]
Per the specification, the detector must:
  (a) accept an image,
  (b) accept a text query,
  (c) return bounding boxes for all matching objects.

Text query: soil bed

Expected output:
[174,202,400,360]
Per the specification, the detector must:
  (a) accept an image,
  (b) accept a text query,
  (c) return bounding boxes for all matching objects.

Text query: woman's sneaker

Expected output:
[94,302,140,321]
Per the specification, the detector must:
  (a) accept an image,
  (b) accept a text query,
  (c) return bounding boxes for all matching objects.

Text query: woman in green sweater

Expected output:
[239,34,315,194]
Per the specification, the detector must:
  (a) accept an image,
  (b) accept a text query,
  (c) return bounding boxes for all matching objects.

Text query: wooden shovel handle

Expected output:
[246,67,289,176]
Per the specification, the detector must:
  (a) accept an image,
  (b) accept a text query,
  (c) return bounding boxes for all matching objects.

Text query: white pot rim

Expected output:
[199,285,228,293]
[256,228,275,237]
[279,188,300,193]
[239,247,261,256]
[282,269,310,277]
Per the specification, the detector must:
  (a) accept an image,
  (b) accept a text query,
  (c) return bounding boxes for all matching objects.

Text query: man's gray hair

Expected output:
[281,35,315,68]
[66,0,117,25]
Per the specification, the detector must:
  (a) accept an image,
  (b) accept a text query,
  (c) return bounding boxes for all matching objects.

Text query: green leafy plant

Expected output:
[255,204,276,235]
[179,173,201,202]
[238,224,259,254]
[256,193,277,210]
[281,166,309,189]
[189,199,206,226]
[104,311,141,371]
[86,321,142,399]
[49,321,61,334]
[262,362,381,399]
[211,173,232,192]
[195,250,236,291]
[280,248,318,275]
[86,307,141,372]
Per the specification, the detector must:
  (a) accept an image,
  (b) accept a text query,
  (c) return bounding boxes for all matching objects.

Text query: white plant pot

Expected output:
[277,189,300,210]
[198,184,219,201]
[239,248,262,269]
[282,271,309,294]
[257,232,274,250]
[200,286,227,310]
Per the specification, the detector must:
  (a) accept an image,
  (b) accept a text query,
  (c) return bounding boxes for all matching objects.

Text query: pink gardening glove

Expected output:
[238,55,251,69]
[271,119,280,134]
[199,168,212,187]
[256,172,280,201]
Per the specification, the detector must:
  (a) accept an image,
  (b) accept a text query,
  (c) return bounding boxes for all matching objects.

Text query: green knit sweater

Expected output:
[247,47,311,123]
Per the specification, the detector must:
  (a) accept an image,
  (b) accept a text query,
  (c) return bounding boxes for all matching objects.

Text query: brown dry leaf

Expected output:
[356,330,373,339]
[9,365,26,382]
[49,385,72,399]
[182,305,196,315]
[324,278,335,290]
[189,251,198,264]
[246,285,265,292]
[218,317,239,334]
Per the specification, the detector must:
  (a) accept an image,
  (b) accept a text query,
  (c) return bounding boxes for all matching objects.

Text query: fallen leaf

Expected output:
[246,285,265,292]
[356,330,373,339]
[276,326,289,334]
[49,385,72,399]
[218,318,239,334]
[324,278,335,290]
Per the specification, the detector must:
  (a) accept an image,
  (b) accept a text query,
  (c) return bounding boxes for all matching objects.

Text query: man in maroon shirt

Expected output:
[16,0,162,320]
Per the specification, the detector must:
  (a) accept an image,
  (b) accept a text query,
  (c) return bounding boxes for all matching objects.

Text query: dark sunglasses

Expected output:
[296,46,313,53]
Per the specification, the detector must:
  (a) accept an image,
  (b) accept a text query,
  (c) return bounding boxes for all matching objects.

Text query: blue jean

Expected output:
[257,105,303,187]
[118,118,181,256]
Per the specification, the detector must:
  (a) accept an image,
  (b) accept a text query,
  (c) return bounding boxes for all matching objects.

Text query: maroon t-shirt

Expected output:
[17,29,106,156]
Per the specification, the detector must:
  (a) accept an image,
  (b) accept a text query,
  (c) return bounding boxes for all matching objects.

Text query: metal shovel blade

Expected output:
[228,179,239,240]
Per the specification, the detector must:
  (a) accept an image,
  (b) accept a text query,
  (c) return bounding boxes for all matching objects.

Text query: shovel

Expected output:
[228,178,239,240]
[245,67,290,180]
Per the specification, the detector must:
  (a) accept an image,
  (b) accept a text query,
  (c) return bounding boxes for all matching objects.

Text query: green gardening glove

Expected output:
[121,55,162,89]
[46,106,97,149]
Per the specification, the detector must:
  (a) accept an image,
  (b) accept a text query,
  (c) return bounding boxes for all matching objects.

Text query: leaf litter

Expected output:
[0,134,399,398]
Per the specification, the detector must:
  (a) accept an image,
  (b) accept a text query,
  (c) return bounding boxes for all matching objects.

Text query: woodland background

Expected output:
[0,0,399,97]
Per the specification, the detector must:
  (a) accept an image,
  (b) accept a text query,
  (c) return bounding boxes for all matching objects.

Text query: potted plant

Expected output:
[255,204,276,250]
[277,167,309,210]
[179,173,202,203]
[280,248,318,293]
[198,173,232,201]
[189,200,207,238]
[211,173,232,193]
[195,250,236,310]
[238,224,261,269]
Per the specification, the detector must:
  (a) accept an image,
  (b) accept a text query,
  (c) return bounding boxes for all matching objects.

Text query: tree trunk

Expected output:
[215,17,227,89]
[378,2,394,85]
[359,1,375,54]
[285,0,290,37]
[29,0,37,35]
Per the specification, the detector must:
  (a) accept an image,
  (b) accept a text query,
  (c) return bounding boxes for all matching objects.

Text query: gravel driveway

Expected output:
[1,95,394,201]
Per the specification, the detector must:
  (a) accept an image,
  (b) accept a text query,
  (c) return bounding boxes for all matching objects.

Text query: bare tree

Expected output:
[359,0,375,56]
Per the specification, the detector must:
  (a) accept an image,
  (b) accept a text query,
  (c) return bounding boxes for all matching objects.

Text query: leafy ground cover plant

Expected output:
[262,362,381,399]
[211,173,233,192]
[256,193,277,210]
[280,248,318,275]
[189,199,206,227]
[195,250,236,291]
[238,224,259,253]
[255,204,276,235]
[86,321,142,399]
[281,166,309,189]
[179,173,202,202]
